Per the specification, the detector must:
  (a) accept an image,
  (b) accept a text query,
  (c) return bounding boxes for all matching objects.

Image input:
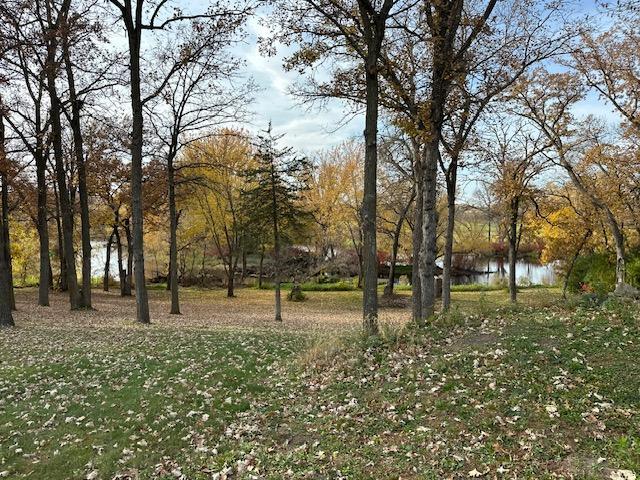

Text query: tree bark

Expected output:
[361,50,380,336]
[1,163,15,311]
[227,266,235,298]
[0,171,13,326]
[36,146,50,305]
[0,115,15,319]
[53,185,68,292]
[412,170,423,323]
[62,40,92,309]
[167,153,180,314]
[418,143,439,323]
[124,11,150,323]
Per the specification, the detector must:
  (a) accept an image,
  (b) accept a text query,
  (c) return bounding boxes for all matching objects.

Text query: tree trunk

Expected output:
[270,163,282,322]
[123,218,133,296]
[361,52,380,336]
[442,162,457,312]
[46,9,80,309]
[63,42,92,309]
[418,143,439,323]
[508,200,519,303]
[563,229,591,299]
[0,177,13,326]
[0,115,15,317]
[412,175,423,323]
[104,229,115,291]
[114,224,127,295]
[0,162,15,311]
[227,267,235,298]
[127,23,150,323]
[36,147,50,305]
[168,154,180,314]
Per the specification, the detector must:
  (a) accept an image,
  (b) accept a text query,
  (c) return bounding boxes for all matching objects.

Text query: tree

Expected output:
[0,0,52,307]
[0,105,14,327]
[437,0,572,310]
[378,135,414,296]
[515,70,629,287]
[242,126,311,321]
[307,141,365,284]
[43,0,82,310]
[148,20,252,314]
[185,132,252,298]
[105,0,251,323]
[59,0,117,309]
[481,117,549,302]
[271,0,404,334]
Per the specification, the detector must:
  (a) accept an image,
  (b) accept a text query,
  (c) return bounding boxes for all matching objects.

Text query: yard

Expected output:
[1,287,638,479]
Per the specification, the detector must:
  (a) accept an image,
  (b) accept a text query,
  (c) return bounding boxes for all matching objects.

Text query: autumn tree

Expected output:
[437,0,572,311]
[307,141,365,284]
[0,0,53,307]
[147,18,252,314]
[184,132,252,298]
[515,70,630,287]
[481,116,549,302]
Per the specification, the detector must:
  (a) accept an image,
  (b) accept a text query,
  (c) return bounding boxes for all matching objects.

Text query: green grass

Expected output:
[1,287,638,479]
[0,322,309,479]
[226,296,640,479]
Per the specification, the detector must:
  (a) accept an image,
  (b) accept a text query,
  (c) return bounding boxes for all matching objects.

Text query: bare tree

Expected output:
[105,0,252,323]
[147,21,252,314]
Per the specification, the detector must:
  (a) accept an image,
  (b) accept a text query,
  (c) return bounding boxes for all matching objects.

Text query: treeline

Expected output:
[2,0,640,333]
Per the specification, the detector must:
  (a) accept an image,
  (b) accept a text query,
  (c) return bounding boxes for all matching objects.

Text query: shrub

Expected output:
[287,284,307,302]
[567,253,615,296]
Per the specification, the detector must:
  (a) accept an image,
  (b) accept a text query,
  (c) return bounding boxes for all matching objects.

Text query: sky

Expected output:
[235,2,620,153]
[233,16,364,155]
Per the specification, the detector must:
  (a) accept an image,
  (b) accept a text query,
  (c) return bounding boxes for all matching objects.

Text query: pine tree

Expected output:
[242,125,312,321]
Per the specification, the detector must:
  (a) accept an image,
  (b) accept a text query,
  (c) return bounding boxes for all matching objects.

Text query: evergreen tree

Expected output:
[242,125,312,321]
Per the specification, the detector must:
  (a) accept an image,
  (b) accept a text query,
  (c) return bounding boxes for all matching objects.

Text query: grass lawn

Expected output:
[1,287,638,479]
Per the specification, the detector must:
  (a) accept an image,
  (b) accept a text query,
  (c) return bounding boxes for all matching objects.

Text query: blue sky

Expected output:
[235,16,363,154]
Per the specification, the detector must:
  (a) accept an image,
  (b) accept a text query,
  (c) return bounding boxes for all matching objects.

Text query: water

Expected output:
[92,242,557,287]
[448,256,557,286]
[91,241,119,278]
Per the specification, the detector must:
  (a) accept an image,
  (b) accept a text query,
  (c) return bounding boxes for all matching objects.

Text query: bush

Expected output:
[287,285,307,302]
[626,254,640,288]
[567,253,616,296]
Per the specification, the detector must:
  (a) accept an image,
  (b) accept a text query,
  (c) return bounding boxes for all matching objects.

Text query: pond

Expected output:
[448,256,557,286]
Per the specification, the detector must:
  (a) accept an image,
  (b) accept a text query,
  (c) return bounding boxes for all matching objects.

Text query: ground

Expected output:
[0,287,638,479]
